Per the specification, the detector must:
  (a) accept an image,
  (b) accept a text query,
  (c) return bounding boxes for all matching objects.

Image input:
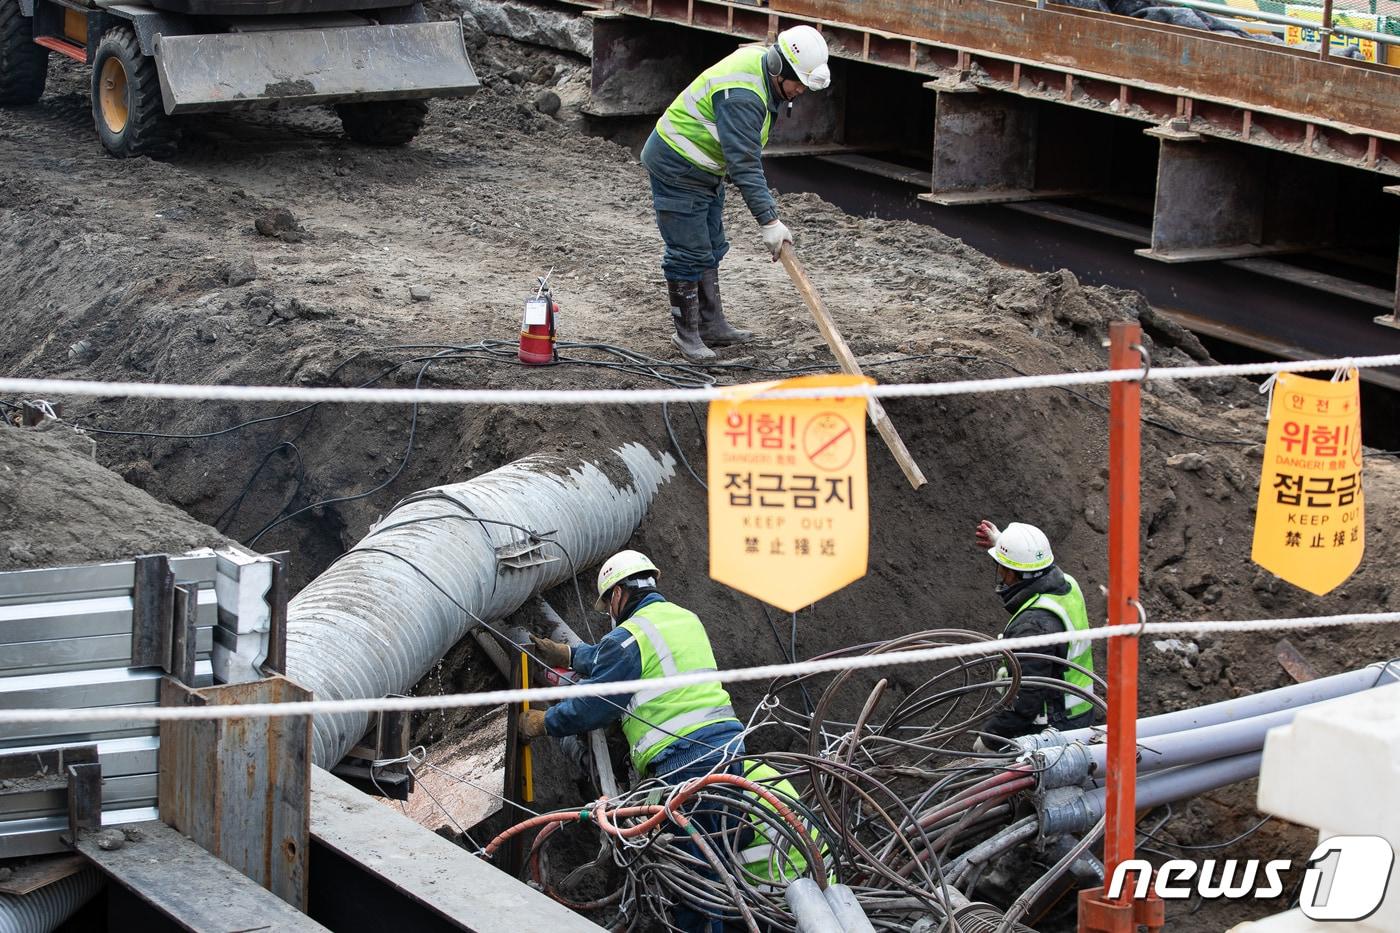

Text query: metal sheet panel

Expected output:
[0,662,213,746]
[0,554,214,605]
[1,773,157,821]
[1,736,158,779]
[0,806,158,860]
[154,21,479,113]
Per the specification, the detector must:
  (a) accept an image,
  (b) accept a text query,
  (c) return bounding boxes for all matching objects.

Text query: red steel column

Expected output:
[1104,321,1144,892]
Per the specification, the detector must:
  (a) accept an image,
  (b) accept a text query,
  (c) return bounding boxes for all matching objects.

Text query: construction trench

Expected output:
[3,0,1400,929]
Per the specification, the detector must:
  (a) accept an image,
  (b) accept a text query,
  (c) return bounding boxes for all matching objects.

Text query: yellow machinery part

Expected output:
[98,57,129,134]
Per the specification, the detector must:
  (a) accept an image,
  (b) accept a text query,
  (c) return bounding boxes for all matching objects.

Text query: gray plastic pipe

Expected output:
[823,883,876,932]
[1043,752,1263,836]
[785,878,843,933]
[0,867,102,933]
[285,444,674,766]
[1088,705,1299,774]
[1061,662,1399,744]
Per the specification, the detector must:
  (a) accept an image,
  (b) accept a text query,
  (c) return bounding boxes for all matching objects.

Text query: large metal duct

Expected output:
[286,443,675,766]
[0,867,102,933]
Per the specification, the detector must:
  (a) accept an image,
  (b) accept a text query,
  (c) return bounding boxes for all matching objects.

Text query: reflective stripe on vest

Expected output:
[1003,573,1095,718]
[619,602,739,773]
[656,46,772,176]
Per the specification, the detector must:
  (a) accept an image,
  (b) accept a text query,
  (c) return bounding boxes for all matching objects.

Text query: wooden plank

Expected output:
[75,820,330,932]
[777,242,927,490]
[0,854,85,895]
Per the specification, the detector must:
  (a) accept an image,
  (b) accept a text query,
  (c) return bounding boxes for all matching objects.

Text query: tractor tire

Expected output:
[90,25,177,158]
[0,0,48,105]
[335,99,428,147]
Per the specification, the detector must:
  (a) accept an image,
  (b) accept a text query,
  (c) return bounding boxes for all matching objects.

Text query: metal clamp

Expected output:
[1128,342,1152,384]
[1127,597,1148,636]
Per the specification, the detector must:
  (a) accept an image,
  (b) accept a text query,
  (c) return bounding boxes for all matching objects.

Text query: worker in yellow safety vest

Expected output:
[639,25,832,363]
[735,760,826,890]
[517,549,745,785]
[518,550,746,932]
[974,520,1097,749]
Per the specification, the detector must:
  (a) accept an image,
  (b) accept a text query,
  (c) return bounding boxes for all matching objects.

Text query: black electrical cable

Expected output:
[213,441,305,532]
[244,352,447,547]
[1138,813,1274,852]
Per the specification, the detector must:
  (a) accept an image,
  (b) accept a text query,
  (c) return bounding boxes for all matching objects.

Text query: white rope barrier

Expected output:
[2,353,1398,407]
[2,611,1395,724]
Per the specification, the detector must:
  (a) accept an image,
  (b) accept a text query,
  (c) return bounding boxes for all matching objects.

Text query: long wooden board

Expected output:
[778,243,927,490]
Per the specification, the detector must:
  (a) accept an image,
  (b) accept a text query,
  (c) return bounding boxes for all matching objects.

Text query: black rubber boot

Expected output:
[668,279,716,363]
[697,267,753,347]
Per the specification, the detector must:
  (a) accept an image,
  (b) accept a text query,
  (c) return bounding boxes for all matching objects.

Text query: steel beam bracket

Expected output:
[65,761,103,846]
[329,705,414,801]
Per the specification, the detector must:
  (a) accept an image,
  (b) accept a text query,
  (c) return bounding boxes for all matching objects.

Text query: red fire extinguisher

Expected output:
[518,272,558,366]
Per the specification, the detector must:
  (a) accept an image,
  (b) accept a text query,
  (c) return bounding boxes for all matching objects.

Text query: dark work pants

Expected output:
[641,130,729,282]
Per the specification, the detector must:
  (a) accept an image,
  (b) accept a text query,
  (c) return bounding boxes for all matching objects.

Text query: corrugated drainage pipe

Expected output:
[286,443,675,767]
[0,866,103,933]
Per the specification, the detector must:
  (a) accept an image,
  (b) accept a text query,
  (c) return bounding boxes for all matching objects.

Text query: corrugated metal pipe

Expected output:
[0,866,103,933]
[285,443,675,767]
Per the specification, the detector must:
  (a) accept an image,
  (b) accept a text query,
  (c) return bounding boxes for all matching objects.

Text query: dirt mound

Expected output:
[0,423,230,569]
[1,36,1399,930]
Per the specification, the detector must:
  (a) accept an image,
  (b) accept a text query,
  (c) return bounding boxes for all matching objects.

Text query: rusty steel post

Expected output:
[1104,321,1144,894]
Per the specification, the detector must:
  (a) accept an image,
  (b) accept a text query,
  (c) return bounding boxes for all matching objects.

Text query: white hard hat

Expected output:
[776,25,831,91]
[594,549,659,611]
[988,522,1054,573]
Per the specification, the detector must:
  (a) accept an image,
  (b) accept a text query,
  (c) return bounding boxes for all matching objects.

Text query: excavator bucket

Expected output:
[153,21,478,113]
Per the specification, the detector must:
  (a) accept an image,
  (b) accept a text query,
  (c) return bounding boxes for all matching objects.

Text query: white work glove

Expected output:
[761,220,793,261]
[975,520,1001,550]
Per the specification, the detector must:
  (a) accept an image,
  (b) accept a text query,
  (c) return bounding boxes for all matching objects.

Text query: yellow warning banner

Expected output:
[708,374,871,613]
[1250,370,1365,596]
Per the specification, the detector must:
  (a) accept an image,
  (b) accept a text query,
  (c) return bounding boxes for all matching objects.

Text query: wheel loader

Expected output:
[0,0,477,156]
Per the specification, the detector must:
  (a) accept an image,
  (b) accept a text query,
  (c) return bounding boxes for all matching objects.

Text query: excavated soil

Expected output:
[3,26,1400,931]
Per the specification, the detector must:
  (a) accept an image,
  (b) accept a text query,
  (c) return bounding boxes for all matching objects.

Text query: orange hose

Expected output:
[486,774,828,887]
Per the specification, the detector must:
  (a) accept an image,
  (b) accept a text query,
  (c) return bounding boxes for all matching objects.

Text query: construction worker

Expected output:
[518,550,744,933]
[974,520,1096,747]
[517,549,745,784]
[640,24,832,363]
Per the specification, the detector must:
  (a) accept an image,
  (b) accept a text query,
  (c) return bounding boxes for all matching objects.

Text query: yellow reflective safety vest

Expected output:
[1001,573,1095,720]
[737,761,824,887]
[619,601,738,774]
[656,46,773,176]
